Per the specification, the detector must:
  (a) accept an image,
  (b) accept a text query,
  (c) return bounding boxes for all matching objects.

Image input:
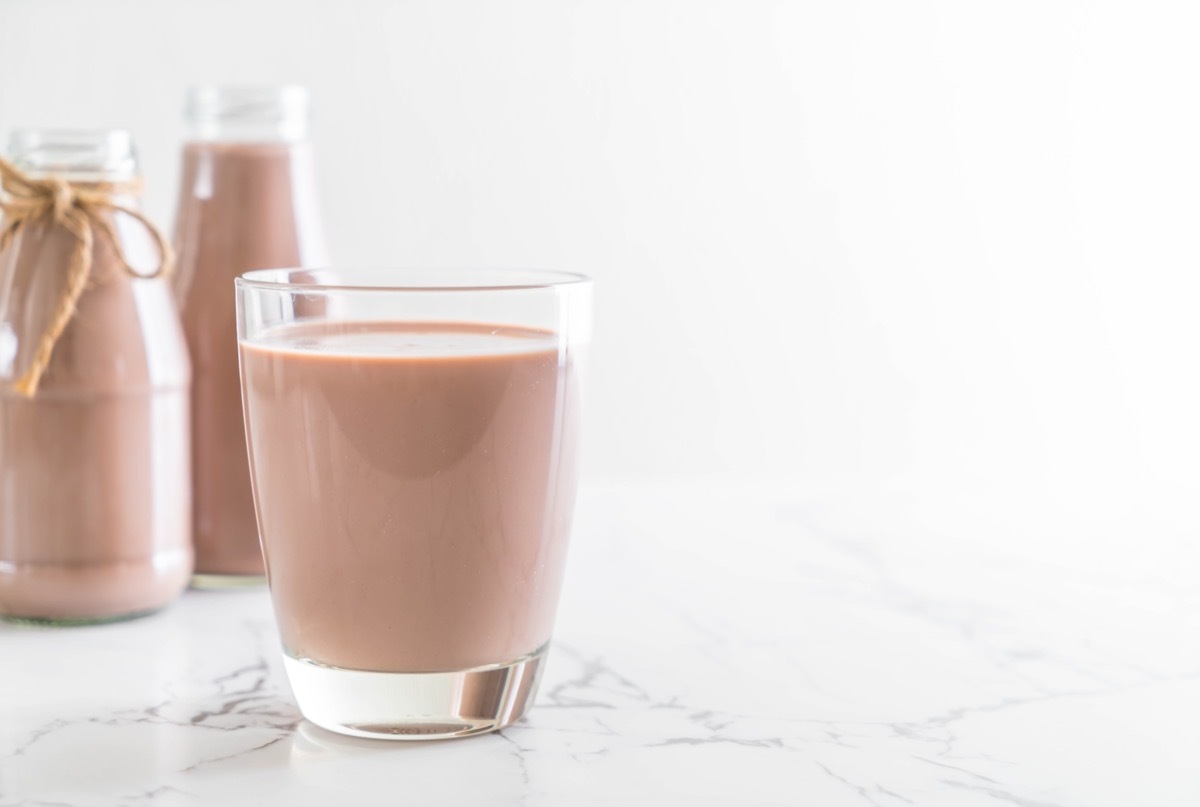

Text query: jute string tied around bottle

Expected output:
[0,156,174,397]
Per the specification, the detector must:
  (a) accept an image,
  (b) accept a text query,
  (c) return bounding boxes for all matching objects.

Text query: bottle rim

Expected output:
[185,85,310,143]
[6,129,138,180]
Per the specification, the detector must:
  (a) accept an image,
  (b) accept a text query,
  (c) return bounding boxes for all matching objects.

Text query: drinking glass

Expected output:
[236,268,590,740]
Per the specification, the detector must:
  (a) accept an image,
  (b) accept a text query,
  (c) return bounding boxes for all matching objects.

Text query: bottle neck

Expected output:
[7,129,140,184]
[186,86,310,144]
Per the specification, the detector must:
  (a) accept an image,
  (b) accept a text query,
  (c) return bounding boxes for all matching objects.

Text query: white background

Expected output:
[2,0,1199,561]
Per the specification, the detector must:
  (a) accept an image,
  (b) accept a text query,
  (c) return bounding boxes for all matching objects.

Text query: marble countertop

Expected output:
[1,478,1196,806]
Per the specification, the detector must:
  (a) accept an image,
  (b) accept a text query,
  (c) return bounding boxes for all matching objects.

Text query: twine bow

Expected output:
[0,156,174,396]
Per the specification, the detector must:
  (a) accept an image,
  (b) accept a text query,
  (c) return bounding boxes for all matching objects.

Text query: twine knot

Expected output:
[49,176,74,221]
[0,156,174,396]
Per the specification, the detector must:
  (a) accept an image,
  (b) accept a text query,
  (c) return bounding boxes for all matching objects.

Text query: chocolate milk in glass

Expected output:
[174,86,327,583]
[241,321,581,672]
[0,130,191,622]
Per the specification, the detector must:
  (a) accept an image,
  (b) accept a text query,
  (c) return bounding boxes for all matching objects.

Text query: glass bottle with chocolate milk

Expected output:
[0,130,192,623]
[174,86,328,585]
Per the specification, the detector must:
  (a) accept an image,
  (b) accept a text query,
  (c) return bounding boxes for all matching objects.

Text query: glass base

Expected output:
[190,573,267,590]
[283,644,548,740]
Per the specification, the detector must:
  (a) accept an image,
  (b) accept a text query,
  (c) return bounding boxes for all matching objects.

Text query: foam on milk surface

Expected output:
[249,322,558,358]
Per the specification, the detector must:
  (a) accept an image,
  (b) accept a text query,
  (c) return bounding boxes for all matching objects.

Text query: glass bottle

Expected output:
[0,129,192,623]
[174,86,328,585]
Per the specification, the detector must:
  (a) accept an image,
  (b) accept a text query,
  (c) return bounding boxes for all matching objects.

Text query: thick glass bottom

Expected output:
[283,644,548,740]
[190,573,268,590]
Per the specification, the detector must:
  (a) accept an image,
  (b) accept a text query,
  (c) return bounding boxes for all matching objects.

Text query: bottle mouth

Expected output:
[186,85,310,143]
[7,129,138,181]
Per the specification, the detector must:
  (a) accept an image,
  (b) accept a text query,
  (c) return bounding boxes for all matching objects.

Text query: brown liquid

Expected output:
[240,321,580,672]
[174,141,326,576]
[0,213,192,621]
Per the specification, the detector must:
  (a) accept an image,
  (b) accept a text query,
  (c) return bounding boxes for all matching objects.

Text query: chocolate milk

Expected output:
[240,321,580,672]
[175,140,326,578]
[0,211,192,621]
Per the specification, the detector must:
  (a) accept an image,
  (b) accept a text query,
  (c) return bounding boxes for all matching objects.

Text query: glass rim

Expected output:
[235,268,592,293]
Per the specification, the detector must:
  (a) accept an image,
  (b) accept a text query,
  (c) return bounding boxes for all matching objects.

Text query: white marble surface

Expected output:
[1,478,1197,806]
